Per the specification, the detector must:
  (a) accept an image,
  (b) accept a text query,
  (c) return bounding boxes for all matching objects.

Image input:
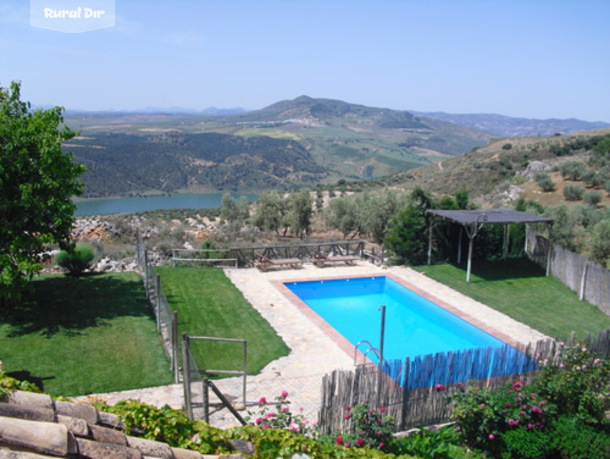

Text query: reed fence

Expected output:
[319,329,610,434]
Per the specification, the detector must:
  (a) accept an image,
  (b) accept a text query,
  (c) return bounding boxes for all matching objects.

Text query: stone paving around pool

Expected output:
[82,262,547,429]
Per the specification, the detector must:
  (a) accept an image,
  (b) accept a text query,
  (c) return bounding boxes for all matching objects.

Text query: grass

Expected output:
[413,258,610,341]
[156,267,290,376]
[0,272,173,396]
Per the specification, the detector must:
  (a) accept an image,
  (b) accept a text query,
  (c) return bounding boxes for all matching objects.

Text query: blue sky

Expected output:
[1,0,609,121]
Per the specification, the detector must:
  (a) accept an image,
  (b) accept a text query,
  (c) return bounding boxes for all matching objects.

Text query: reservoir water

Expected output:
[74,192,257,216]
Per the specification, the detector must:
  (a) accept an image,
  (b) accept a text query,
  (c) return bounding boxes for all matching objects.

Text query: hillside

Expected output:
[356,129,610,208]
[64,97,495,196]
[65,132,327,197]
[411,111,610,138]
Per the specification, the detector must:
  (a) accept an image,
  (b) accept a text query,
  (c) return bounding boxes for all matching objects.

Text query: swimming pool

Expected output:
[284,276,507,363]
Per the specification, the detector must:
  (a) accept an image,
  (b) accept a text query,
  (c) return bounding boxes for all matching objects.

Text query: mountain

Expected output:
[65,132,327,198]
[411,111,610,138]
[63,96,495,197]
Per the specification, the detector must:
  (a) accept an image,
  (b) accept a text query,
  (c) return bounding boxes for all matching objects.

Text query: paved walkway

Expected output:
[80,263,547,429]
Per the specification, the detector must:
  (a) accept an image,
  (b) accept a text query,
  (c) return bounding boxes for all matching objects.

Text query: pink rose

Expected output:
[258,397,266,405]
[357,439,364,447]
[335,436,343,445]
[281,390,289,398]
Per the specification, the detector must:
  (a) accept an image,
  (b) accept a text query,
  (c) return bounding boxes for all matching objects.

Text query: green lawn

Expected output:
[156,267,290,376]
[413,258,610,340]
[0,272,173,396]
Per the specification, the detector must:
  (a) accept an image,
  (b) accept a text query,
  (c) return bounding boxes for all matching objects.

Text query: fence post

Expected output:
[143,250,149,298]
[203,378,209,423]
[579,261,589,301]
[182,333,193,419]
[156,274,161,332]
[242,340,248,410]
[136,227,141,267]
[400,357,410,430]
[172,311,179,383]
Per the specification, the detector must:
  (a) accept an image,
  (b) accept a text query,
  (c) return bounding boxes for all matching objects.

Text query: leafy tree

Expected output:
[283,191,312,238]
[563,185,585,201]
[454,189,470,210]
[583,191,602,206]
[385,204,428,265]
[0,82,86,302]
[252,190,285,235]
[359,190,401,243]
[535,172,555,192]
[220,193,249,224]
[590,219,610,268]
[561,161,586,181]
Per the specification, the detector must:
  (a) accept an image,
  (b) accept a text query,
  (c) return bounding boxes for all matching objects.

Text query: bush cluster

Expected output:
[450,342,610,458]
[55,243,95,275]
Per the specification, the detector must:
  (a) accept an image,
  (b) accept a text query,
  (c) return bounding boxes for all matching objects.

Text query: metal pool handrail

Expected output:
[354,340,390,368]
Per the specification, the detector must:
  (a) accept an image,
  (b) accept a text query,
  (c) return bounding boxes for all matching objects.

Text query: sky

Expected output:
[1,0,609,121]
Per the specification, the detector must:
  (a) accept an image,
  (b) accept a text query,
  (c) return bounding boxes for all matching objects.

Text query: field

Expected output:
[414,258,610,340]
[0,272,173,396]
[156,267,290,376]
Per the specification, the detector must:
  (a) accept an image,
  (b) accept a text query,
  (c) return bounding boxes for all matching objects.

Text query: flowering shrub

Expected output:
[535,342,610,424]
[450,379,555,454]
[336,402,394,451]
[246,391,317,436]
[450,341,610,457]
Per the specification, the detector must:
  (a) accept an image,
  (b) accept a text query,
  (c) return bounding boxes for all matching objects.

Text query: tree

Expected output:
[590,219,610,268]
[535,172,555,192]
[385,204,428,265]
[252,190,285,235]
[0,81,86,302]
[220,193,249,224]
[283,191,312,238]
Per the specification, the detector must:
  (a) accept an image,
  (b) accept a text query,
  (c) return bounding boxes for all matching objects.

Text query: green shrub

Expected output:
[389,425,476,458]
[561,161,586,180]
[502,426,555,459]
[502,143,513,150]
[55,244,95,275]
[563,185,585,201]
[583,191,602,206]
[534,172,555,192]
[536,343,610,424]
[551,415,610,459]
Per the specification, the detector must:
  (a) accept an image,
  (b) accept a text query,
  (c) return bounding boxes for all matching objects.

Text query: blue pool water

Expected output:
[284,276,506,362]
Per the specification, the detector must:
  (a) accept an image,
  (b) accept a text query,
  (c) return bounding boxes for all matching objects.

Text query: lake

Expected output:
[74,192,258,216]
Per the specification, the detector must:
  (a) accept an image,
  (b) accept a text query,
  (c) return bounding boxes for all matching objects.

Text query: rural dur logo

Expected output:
[30,0,115,33]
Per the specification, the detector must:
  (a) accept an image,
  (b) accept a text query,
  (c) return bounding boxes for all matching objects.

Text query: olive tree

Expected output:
[0,82,86,302]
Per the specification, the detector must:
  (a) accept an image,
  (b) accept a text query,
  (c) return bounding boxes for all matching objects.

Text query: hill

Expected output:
[411,111,610,138]
[356,129,610,208]
[64,97,495,196]
[65,131,327,197]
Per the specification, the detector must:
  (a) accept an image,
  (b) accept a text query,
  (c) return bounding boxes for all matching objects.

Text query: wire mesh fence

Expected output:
[136,231,179,381]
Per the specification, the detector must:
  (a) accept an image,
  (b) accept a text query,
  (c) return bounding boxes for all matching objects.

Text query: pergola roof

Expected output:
[426,209,553,225]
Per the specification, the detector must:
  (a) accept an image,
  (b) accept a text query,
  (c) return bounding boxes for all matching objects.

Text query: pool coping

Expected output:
[271,272,520,364]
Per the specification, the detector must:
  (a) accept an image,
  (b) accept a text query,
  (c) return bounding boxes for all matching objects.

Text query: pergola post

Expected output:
[502,224,509,260]
[427,218,433,265]
[457,227,463,264]
[466,224,475,283]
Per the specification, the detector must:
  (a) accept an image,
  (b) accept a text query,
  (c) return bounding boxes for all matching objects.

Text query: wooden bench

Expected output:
[253,253,303,272]
[311,251,359,268]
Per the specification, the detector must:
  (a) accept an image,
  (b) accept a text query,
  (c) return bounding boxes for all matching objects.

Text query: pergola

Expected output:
[425,209,554,282]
